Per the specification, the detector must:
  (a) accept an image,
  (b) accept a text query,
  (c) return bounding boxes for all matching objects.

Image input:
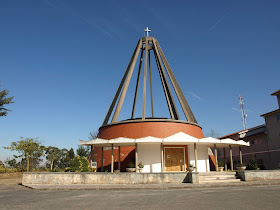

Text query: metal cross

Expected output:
[144,27,151,37]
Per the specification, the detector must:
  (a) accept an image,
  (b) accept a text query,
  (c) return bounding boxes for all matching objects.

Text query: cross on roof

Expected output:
[144,27,151,37]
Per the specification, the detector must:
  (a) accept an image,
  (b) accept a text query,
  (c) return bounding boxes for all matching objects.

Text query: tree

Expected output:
[56,148,69,169]
[68,148,75,159]
[207,129,220,138]
[45,146,62,170]
[0,85,14,116]
[88,131,98,140]
[76,145,90,158]
[58,148,75,169]
[3,137,45,172]
[208,129,221,156]
[5,158,18,168]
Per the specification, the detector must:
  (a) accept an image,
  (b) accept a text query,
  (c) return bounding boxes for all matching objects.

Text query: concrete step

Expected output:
[198,175,236,181]
[199,174,236,178]
[199,177,237,181]
[199,172,236,176]
[199,179,241,184]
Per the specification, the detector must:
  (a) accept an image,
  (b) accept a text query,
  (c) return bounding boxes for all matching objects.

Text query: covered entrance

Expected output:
[164,147,186,172]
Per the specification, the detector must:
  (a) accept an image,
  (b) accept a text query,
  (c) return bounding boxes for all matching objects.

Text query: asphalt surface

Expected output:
[1,184,280,209]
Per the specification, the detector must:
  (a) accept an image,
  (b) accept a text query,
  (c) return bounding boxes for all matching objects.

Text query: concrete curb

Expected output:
[24,180,280,190]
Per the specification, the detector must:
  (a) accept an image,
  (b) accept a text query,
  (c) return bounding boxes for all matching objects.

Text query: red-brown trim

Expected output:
[98,121,204,139]
[271,89,280,96]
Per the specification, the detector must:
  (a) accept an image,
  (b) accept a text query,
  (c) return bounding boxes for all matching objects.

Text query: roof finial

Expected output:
[144,27,151,37]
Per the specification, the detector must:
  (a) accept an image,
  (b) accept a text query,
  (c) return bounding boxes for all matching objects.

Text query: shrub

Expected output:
[0,165,17,173]
[65,156,92,172]
[127,161,135,168]
[218,161,224,167]
[246,157,259,170]
[50,168,63,172]
[138,162,144,168]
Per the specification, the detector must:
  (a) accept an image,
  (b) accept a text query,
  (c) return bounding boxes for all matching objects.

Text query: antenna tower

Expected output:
[239,95,247,130]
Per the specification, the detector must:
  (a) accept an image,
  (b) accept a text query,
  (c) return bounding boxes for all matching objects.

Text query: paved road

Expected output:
[1,184,280,209]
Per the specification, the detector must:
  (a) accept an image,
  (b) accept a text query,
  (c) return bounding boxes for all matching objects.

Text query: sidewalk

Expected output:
[25,179,280,190]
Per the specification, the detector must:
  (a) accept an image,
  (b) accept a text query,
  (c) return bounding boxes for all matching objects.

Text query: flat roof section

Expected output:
[218,124,266,139]
[261,109,280,117]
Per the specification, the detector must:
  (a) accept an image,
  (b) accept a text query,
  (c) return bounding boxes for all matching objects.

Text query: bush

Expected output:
[127,161,135,168]
[50,168,63,172]
[0,165,17,173]
[218,161,224,167]
[246,157,259,170]
[138,162,144,168]
[65,156,92,172]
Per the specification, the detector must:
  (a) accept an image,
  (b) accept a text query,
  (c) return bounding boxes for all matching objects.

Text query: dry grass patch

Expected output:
[0,173,23,185]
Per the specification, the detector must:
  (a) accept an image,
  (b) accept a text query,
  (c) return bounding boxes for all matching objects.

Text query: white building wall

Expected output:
[138,143,161,173]
[188,144,210,172]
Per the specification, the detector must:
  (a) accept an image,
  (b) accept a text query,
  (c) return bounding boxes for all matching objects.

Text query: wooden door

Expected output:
[165,148,185,171]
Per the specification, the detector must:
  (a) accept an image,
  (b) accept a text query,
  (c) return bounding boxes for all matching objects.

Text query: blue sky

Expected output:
[1,0,280,162]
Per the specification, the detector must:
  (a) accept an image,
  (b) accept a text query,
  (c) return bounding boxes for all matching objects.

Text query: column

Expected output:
[229,145,233,171]
[194,143,198,172]
[214,144,218,172]
[118,146,121,171]
[101,147,104,172]
[223,148,227,171]
[161,143,164,172]
[111,144,114,173]
[135,143,138,173]
[239,146,243,165]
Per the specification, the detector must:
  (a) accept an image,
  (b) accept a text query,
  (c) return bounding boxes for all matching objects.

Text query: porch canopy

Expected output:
[79,132,249,147]
[80,132,249,173]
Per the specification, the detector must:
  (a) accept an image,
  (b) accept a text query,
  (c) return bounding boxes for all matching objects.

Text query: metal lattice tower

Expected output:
[102,29,198,126]
[239,95,247,130]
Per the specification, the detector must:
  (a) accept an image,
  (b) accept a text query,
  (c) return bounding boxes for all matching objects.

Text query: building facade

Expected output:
[219,89,280,170]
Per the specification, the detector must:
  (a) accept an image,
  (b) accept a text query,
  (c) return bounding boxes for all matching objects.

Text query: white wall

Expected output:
[138,143,161,173]
[188,144,210,172]
[138,143,210,173]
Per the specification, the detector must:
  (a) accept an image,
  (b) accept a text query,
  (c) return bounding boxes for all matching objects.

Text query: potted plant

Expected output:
[138,162,144,173]
[236,163,246,171]
[126,161,136,172]
[187,164,195,172]
[218,161,224,172]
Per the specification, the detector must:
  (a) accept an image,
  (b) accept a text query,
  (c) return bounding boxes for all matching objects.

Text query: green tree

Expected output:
[0,85,14,117]
[68,148,75,159]
[45,146,62,170]
[58,148,75,169]
[66,156,92,172]
[3,137,45,172]
[56,148,69,169]
[5,158,18,168]
[76,145,90,158]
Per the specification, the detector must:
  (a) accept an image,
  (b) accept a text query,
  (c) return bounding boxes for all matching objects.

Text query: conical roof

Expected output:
[102,35,198,126]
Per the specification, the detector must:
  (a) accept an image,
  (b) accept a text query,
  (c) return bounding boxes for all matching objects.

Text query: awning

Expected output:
[79,132,250,147]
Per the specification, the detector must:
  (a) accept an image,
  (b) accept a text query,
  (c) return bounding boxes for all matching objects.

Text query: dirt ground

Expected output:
[0,173,22,185]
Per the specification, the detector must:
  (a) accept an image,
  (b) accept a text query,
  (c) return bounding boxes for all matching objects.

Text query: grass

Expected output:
[0,172,23,185]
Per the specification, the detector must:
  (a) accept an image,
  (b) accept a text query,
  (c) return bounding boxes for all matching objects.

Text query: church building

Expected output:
[80,28,249,173]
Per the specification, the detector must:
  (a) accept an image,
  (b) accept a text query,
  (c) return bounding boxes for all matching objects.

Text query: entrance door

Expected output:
[165,148,185,171]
